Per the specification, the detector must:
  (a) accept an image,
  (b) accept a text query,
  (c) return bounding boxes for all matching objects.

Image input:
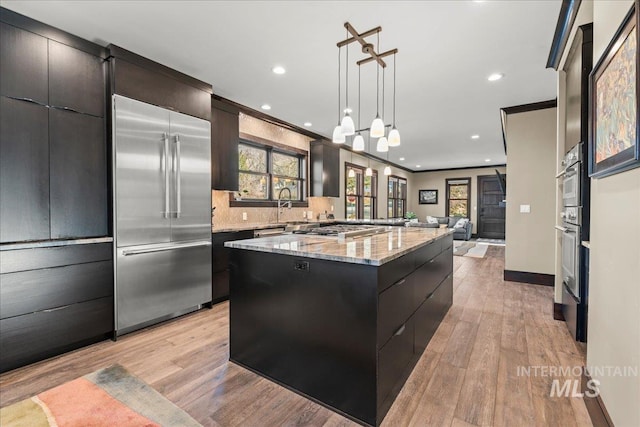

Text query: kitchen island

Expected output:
[225,227,454,426]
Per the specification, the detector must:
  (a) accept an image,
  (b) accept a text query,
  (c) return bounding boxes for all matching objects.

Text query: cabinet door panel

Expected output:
[0,97,50,243]
[211,107,239,191]
[0,296,113,373]
[378,276,414,347]
[0,260,113,319]
[377,317,414,408]
[0,23,48,103]
[50,109,107,239]
[49,40,105,117]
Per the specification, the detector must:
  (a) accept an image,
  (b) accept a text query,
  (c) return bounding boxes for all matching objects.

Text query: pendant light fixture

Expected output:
[388,52,401,147]
[365,133,373,177]
[353,64,365,151]
[370,31,385,138]
[340,33,355,136]
[332,46,345,143]
[376,66,389,152]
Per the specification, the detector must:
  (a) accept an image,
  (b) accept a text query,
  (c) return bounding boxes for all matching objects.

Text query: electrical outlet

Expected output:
[331,205,334,212]
[307,210,313,219]
[520,205,531,214]
[242,212,248,221]
[302,211,307,218]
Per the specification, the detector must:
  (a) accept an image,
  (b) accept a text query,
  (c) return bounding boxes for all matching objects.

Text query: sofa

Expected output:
[406,216,473,240]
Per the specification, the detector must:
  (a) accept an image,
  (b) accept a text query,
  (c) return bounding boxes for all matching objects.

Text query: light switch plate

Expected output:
[520,204,531,213]
[242,212,248,221]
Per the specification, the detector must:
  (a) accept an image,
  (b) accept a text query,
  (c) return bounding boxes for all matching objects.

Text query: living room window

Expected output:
[236,140,306,204]
[387,176,407,218]
[446,178,471,218]
[345,163,377,220]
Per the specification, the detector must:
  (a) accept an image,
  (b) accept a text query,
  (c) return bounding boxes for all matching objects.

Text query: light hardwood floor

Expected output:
[0,246,592,426]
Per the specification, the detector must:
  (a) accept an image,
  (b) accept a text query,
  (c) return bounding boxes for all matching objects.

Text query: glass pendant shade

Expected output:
[365,167,373,177]
[370,115,385,138]
[352,133,365,151]
[376,136,389,152]
[388,127,401,147]
[332,124,345,143]
[383,165,392,176]
[348,168,356,178]
[341,113,355,136]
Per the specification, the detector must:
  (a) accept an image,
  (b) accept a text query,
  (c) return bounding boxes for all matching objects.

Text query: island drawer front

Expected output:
[441,234,454,251]
[377,317,414,408]
[0,242,112,274]
[415,274,453,352]
[378,276,415,346]
[413,248,453,308]
[413,239,441,269]
[0,260,113,319]
[378,251,415,294]
[0,296,113,373]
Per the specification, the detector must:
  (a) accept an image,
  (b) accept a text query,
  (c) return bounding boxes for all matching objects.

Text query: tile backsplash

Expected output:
[211,190,336,229]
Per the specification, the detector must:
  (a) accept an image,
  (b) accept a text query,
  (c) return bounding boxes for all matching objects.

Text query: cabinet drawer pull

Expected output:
[396,278,406,286]
[42,305,71,313]
[429,258,435,263]
[394,324,406,336]
[7,95,48,108]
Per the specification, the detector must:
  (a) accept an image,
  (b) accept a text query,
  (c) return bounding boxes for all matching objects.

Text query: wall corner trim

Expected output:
[546,0,583,70]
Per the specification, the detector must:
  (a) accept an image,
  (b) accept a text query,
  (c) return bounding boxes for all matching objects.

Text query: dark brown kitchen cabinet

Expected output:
[212,230,253,301]
[49,39,105,117]
[50,109,108,239]
[211,100,240,191]
[310,140,340,197]
[0,97,50,243]
[0,22,48,103]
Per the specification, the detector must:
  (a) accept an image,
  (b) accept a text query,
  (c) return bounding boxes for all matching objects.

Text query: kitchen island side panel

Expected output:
[229,249,378,426]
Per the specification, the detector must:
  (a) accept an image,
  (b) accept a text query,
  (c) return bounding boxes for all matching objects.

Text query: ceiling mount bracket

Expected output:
[336,22,397,68]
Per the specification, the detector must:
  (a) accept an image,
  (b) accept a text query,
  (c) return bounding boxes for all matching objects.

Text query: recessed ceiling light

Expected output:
[485,158,491,162]
[471,134,480,139]
[488,73,504,82]
[343,108,352,114]
[399,157,405,161]
[261,104,271,110]
[303,122,312,127]
[416,165,421,168]
[272,66,286,75]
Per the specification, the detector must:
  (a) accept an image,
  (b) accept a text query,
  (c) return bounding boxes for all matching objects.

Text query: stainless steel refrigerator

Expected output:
[113,95,212,336]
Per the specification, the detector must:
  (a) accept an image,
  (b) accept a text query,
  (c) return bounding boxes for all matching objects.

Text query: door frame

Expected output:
[476,174,506,239]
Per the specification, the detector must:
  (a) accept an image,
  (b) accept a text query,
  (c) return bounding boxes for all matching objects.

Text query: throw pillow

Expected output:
[448,216,462,227]
[426,216,438,224]
[454,218,469,228]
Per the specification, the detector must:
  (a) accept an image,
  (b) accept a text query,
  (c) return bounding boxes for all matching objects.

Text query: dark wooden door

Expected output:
[0,97,50,243]
[49,109,107,239]
[0,22,48,103]
[477,175,506,239]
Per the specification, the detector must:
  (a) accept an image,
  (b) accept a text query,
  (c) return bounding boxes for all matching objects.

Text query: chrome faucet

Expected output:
[277,187,292,223]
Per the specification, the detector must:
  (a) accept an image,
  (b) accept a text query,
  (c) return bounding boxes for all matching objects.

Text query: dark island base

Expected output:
[229,234,453,426]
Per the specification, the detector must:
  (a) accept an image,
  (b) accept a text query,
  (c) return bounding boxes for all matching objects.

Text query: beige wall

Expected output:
[504,107,557,275]
[212,113,336,229]
[585,1,640,425]
[410,167,506,234]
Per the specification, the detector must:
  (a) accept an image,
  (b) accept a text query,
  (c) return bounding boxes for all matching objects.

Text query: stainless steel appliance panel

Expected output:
[116,242,212,331]
[169,111,212,242]
[114,95,171,247]
[561,223,580,300]
[562,164,581,207]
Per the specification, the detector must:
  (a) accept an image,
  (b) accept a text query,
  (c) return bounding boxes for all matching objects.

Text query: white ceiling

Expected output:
[2,0,561,171]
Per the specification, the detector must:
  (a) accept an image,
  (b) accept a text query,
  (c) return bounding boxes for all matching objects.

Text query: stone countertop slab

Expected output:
[224,227,453,266]
[212,218,408,233]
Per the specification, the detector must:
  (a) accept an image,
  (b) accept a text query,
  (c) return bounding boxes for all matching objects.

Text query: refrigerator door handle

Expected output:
[122,240,211,256]
[175,134,182,218]
[163,132,170,218]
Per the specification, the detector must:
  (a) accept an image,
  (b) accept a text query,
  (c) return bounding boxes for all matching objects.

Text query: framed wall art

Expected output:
[419,189,438,204]
[589,0,639,178]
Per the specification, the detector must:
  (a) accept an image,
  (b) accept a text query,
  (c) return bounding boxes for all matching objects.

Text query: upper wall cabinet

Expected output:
[211,99,239,191]
[0,22,48,103]
[108,45,212,122]
[0,15,108,244]
[310,140,340,197]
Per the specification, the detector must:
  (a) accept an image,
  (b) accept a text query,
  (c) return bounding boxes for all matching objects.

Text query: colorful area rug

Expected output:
[0,364,201,427]
[453,241,488,258]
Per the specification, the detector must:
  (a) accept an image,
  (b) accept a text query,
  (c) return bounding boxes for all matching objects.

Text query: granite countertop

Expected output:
[212,218,408,233]
[224,227,453,266]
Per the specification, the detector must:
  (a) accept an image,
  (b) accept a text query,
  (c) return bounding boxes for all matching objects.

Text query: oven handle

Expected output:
[555,225,568,232]
[563,280,580,303]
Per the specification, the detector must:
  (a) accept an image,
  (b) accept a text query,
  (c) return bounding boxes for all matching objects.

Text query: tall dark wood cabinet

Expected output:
[0,7,112,373]
[211,99,239,191]
[310,140,340,197]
